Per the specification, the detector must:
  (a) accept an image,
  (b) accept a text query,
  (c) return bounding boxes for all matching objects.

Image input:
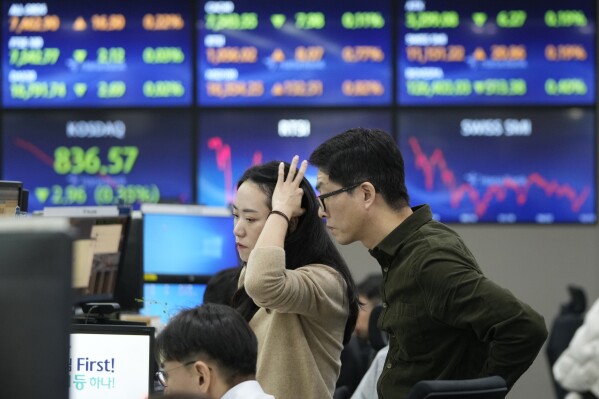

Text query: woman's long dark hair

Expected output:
[231,161,359,344]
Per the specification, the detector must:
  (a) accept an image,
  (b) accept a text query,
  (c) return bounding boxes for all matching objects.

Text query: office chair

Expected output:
[405,375,508,399]
[546,285,589,399]
[333,385,351,399]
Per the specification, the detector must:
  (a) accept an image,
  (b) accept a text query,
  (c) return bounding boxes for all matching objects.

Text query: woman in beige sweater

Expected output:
[231,157,359,399]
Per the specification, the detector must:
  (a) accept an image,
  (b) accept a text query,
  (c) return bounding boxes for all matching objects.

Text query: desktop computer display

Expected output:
[140,282,207,325]
[43,206,132,304]
[69,324,155,399]
[141,204,239,277]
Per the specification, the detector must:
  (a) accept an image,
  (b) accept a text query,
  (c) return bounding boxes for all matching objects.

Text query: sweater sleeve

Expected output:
[243,246,346,316]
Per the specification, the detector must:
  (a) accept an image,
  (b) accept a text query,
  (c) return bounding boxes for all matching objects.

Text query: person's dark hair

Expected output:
[309,127,410,210]
[231,161,359,344]
[155,303,257,385]
[203,267,239,306]
[357,273,383,302]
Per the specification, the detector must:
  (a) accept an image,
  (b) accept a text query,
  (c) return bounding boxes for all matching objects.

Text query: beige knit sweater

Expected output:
[239,246,349,399]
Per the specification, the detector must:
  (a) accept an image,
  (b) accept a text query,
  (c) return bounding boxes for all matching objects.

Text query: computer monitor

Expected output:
[0,180,22,216]
[43,206,131,305]
[141,203,239,278]
[0,218,73,399]
[69,324,156,399]
[115,211,143,311]
[140,282,207,325]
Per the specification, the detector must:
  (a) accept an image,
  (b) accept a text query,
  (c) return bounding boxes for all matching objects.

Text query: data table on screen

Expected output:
[197,0,393,106]
[397,0,596,105]
[2,0,193,107]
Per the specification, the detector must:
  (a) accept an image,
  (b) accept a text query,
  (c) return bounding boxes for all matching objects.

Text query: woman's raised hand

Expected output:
[271,155,307,219]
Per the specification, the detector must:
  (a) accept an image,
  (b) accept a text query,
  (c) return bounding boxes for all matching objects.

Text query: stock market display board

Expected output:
[398,0,596,105]
[2,0,193,107]
[197,0,393,106]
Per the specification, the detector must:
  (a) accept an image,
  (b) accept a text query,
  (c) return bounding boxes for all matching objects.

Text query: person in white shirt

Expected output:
[553,298,599,399]
[350,346,389,399]
[155,303,274,399]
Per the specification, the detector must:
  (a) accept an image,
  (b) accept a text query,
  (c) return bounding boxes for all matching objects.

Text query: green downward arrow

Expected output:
[74,83,87,97]
[35,187,50,204]
[472,12,487,27]
[271,14,286,29]
[73,49,87,63]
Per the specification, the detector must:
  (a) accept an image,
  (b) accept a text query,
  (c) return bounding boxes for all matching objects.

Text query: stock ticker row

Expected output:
[1,0,596,107]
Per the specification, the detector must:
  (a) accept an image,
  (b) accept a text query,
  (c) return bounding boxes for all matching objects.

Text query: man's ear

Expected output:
[361,182,377,209]
[194,361,212,394]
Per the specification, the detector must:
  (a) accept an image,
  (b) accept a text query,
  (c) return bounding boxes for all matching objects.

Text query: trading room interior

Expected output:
[1,1,598,399]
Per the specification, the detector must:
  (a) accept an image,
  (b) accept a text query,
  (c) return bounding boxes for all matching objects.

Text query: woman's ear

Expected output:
[288,208,305,233]
[289,216,299,233]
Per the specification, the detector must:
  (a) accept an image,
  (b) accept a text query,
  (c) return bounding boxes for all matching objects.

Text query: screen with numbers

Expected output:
[2,110,192,211]
[2,0,193,107]
[197,0,392,106]
[397,0,596,105]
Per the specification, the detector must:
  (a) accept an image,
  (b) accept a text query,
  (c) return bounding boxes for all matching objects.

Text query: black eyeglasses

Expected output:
[155,360,197,388]
[317,182,364,213]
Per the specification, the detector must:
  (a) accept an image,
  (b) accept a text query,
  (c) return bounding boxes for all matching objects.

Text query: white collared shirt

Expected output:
[221,380,275,399]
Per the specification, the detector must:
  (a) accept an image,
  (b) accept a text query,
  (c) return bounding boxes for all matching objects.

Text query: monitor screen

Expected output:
[141,204,238,277]
[69,324,155,399]
[44,206,131,303]
[197,0,392,106]
[2,0,193,108]
[398,107,596,224]
[397,0,596,105]
[197,109,393,206]
[0,180,22,216]
[115,211,143,311]
[0,218,72,399]
[140,282,207,325]
[2,109,193,212]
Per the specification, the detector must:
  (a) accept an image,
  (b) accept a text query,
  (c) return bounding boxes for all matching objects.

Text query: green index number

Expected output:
[53,146,139,175]
[108,146,139,174]
[295,12,325,29]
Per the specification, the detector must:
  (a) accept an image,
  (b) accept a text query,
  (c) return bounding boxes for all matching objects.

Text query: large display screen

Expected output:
[2,110,193,211]
[197,0,392,106]
[198,109,393,206]
[398,0,596,105]
[2,0,193,107]
[398,108,596,224]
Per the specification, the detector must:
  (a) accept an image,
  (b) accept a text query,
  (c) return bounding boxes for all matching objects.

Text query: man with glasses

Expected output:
[154,303,274,399]
[309,127,548,399]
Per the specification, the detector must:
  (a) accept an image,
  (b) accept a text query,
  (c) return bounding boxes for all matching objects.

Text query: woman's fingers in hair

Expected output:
[294,158,308,184]
[287,155,307,184]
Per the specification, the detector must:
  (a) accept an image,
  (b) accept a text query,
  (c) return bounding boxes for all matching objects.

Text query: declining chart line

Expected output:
[207,136,262,204]
[407,137,590,217]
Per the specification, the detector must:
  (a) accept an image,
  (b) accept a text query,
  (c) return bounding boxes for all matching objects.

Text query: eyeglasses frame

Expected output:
[155,359,197,388]
[317,182,365,213]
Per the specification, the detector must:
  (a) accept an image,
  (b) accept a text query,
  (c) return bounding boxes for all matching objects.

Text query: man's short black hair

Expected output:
[309,127,410,210]
[155,303,257,385]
